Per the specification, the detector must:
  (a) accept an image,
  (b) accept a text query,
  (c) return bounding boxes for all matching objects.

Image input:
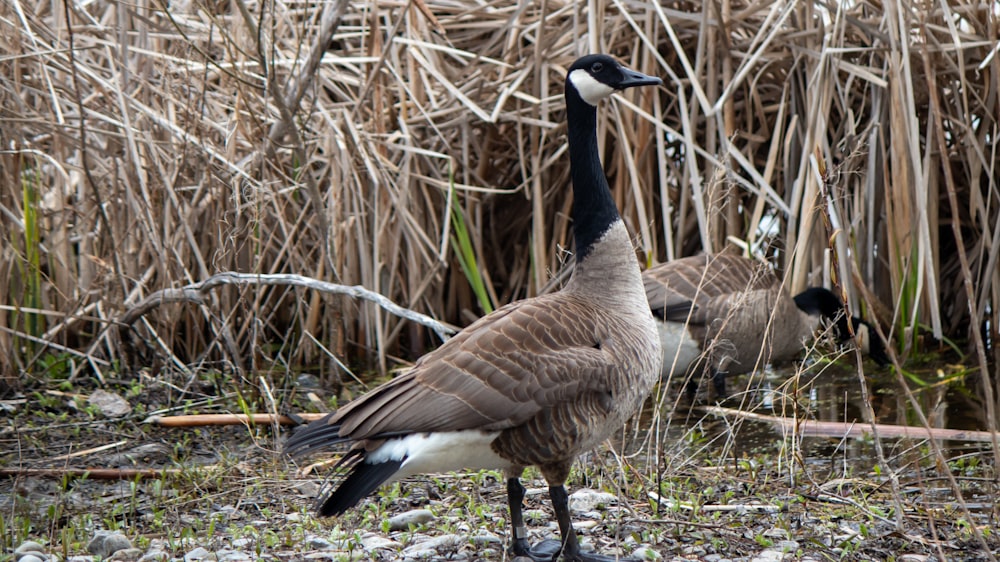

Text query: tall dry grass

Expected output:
[2,0,999,551]
[1,0,997,401]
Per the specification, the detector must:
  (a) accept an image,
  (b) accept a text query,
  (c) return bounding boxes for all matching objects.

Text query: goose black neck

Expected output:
[566,86,620,263]
[794,287,851,340]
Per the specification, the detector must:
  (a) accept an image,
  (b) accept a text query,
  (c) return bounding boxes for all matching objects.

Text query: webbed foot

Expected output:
[511,538,563,561]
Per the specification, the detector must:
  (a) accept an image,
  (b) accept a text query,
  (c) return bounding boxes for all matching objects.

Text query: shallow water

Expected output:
[634,354,994,471]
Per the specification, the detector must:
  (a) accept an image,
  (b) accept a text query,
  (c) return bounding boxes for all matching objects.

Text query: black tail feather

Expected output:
[653,301,697,322]
[284,413,345,459]
[284,413,413,517]
[317,450,403,516]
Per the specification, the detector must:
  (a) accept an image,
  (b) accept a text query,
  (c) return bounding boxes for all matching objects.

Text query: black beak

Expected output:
[853,317,892,367]
[869,338,892,367]
[618,68,663,89]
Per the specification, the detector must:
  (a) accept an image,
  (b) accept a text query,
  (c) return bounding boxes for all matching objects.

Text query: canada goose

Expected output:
[643,254,889,401]
[285,55,662,562]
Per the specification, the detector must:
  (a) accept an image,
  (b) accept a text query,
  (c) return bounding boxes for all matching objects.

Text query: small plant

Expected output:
[449,186,494,314]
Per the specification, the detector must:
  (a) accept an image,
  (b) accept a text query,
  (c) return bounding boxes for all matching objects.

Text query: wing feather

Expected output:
[322,292,621,443]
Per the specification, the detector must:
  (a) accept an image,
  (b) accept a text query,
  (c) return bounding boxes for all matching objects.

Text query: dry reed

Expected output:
[1,0,997,415]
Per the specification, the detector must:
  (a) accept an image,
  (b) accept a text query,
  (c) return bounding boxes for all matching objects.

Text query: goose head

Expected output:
[566,54,662,106]
[793,287,890,366]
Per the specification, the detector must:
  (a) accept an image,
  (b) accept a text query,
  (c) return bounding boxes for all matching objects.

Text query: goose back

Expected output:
[644,254,818,376]
[323,289,656,455]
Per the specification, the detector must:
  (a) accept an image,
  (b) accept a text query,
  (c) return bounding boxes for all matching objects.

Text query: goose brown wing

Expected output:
[330,294,622,442]
[644,254,777,323]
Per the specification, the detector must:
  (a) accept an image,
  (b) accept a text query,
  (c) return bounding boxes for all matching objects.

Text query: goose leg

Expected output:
[684,377,699,403]
[711,369,727,401]
[687,370,729,403]
[549,485,638,562]
[507,477,562,561]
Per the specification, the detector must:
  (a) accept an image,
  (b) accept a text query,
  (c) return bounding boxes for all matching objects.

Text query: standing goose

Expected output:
[285,55,662,562]
[643,254,889,401]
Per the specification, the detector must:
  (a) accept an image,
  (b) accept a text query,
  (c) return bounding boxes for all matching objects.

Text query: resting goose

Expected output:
[285,54,663,562]
[643,254,889,401]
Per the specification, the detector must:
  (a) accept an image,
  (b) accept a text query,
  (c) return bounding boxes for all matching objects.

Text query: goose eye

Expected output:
[591,62,603,73]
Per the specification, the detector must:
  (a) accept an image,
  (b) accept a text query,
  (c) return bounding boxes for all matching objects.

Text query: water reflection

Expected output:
[632,354,992,470]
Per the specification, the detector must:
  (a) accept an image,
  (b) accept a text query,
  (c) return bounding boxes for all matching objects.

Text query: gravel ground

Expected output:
[4,379,999,561]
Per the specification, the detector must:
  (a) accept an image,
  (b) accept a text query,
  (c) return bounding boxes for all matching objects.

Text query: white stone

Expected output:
[360,534,399,552]
[388,509,436,531]
[568,489,618,514]
[88,390,132,418]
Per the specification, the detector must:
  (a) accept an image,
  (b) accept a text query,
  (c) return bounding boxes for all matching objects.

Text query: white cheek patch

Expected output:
[569,69,614,105]
[855,323,871,354]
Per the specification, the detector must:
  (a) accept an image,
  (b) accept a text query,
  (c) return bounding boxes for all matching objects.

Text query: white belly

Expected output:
[367,430,515,481]
[656,321,702,381]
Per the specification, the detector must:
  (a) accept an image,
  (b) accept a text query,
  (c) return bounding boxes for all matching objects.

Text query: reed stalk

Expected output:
[0,0,995,401]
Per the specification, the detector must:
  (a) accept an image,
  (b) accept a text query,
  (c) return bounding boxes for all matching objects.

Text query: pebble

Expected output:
[681,545,707,556]
[775,540,799,552]
[88,389,132,417]
[388,508,436,531]
[302,554,339,561]
[14,541,45,556]
[568,489,618,514]
[296,374,321,388]
[631,545,663,560]
[109,549,144,562]
[752,550,788,562]
[17,556,46,562]
[762,527,789,540]
[138,551,168,562]
[307,537,334,550]
[400,549,437,560]
[15,542,46,557]
[403,534,462,554]
[217,550,252,562]
[399,533,466,560]
[360,533,400,552]
[184,547,217,562]
[88,532,134,558]
[469,532,502,546]
[138,540,168,562]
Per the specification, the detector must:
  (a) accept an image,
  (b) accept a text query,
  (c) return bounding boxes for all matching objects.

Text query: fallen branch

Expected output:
[0,468,182,480]
[648,492,782,513]
[144,412,328,426]
[46,440,128,462]
[700,406,999,443]
[118,272,456,342]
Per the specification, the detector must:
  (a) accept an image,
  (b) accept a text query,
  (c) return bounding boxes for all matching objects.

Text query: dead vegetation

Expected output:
[1,0,999,556]
[1,0,996,382]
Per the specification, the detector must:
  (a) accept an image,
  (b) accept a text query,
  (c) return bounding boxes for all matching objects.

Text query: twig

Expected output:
[0,468,183,480]
[46,440,128,462]
[699,406,1000,443]
[144,413,328,426]
[118,272,456,342]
